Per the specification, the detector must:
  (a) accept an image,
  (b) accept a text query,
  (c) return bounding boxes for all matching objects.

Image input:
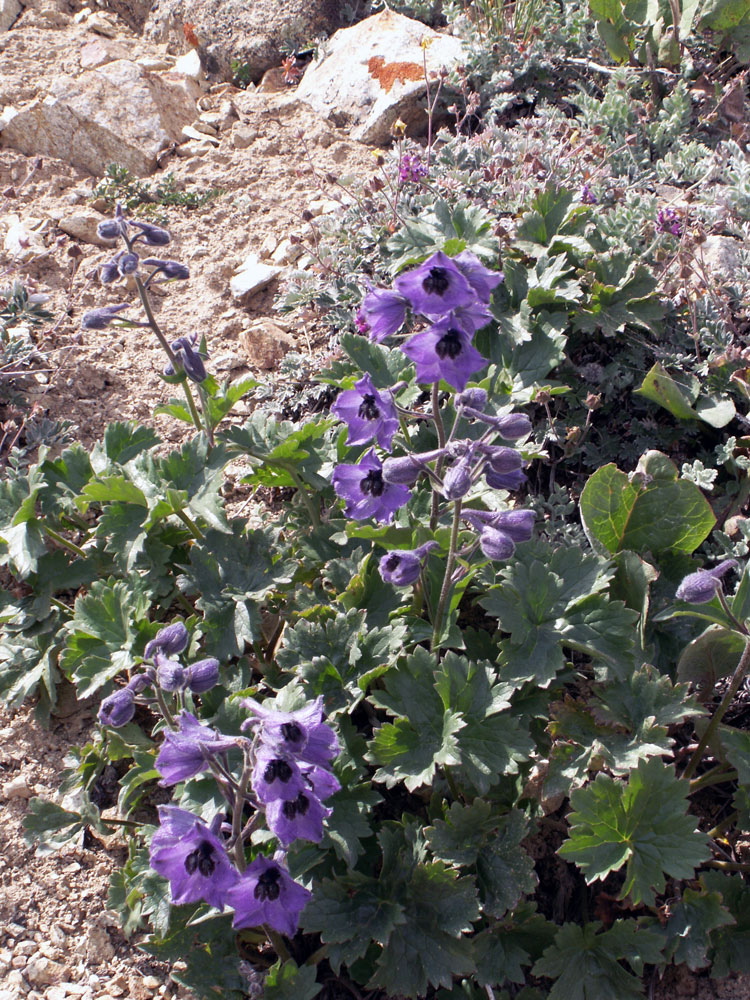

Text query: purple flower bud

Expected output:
[156,654,187,692]
[379,541,438,586]
[100,253,123,284]
[676,560,738,604]
[143,258,190,280]
[484,446,523,474]
[479,527,515,561]
[456,388,488,411]
[127,672,152,694]
[463,507,535,542]
[485,465,527,491]
[443,459,473,500]
[145,622,190,660]
[463,409,532,439]
[81,303,131,329]
[98,687,136,727]
[118,252,140,276]
[170,335,208,383]
[130,220,171,246]
[186,658,220,694]
[97,220,123,240]
[382,450,444,486]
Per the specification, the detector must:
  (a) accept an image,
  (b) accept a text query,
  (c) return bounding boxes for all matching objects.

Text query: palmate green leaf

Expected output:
[678,626,747,687]
[221,412,333,490]
[426,799,494,866]
[96,421,160,466]
[22,797,84,854]
[181,525,292,659]
[532,920,664,1000]
[700,871,750,977]
[580,452,714,558]
[60,578,150,696]
[340,331,413,389]
[476,810,538,918]
[369,647,464,790]
[302,873,407,970]
[558,757,710,905]
[718,724,750,784]
[663,887,735,970]
[474,904,557,988]
[264,960,320,1000]
[323,782,381,865]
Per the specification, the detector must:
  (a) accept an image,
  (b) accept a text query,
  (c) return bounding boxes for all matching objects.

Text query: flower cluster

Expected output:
[656,206,682,237]
[399,153,429,185]
[147,697,339,936]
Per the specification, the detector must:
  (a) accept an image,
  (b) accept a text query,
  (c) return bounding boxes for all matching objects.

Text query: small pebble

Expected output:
[142,977,160,990]
[3,776,33,799]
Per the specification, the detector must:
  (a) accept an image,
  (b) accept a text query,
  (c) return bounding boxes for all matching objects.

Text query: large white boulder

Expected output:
[0,0,21,33]
[295,10,466,145]
[0,59,201,176]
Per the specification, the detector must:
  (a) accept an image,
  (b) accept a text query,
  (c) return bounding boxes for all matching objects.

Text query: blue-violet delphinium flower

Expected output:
[185,657,220,694]
[359,286,408,343]
[149,806,238,909]
[241,695,339,768]
[581,183,598,205]
[332,447,411,523]
[479,526,517,561]
[401,316,486,392]
[98,687,136,727]
[144,622,189,660]
[143,258,190,280]
[81,303,131,330]
[676,559,738,604]
[379,541,438,586]
[395,250,476,316]
[265,791,332,846]
[453,250,504,304]
[463,508,535,542]
[155,654,186,692]
[331,373,400,451]
[155,711,238,786]
[164,335,208,383]
[252,745,307,804]
[225,856,311,935]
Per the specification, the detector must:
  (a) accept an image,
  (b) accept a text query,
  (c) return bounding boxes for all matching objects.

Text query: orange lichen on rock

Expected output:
[368,56,423,92]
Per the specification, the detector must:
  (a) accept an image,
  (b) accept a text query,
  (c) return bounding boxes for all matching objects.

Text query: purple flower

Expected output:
[266,790,331,845]
[581,183,598,205]
[395,251,476,316]
[100,252,124,284]
[379,541,438,586]
[399,153,428,184]
[453,251,504,304]
[144,622,190,660]
[382,449,445,485]
[479,527,516,561]
[155,711,238,786]
[127,671,153,695]
[225,856,310,935]
[241,695,339,768]
[456,388,488,411]
[155,654,186,692]
[354,309,370,334]
[676,560,738,604]
[442,458,474,500]
[118,252,140,276]
[186,658,220,694]
[252,745,307,804]
[463,409,531,439]
[98,687,135,727]
[130,219,171,246]
[150,806,238,909]
[359,287,408,343]
[301,763,341,800]
[143,258,190,280]
[401,317,487,392]
[484,464,527,491]
[81,303,131,330]
[463,508,535,542]
[483,446,526,490]
[331,374,399,451]
[332,448,411,523]
[167,335,208,383]
[96,206,128,241]
[656,207,682,237]
[448,299,493,333]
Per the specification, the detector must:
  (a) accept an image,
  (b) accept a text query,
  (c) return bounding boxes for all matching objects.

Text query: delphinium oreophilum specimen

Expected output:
[333,248,534,645]
[81,205,214,443]
[100,620,339,944]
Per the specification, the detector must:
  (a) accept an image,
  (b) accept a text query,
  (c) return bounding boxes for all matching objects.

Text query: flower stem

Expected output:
[430,384,447,531]
[682,637,750,781]
[154,686,176,729]
[432,500,462,650]
[232,755,253,872]
[689,764,738,794]
[43,525,87,559]
[263,924,292,963]
[175,509,205,541]
[198,385,215,448]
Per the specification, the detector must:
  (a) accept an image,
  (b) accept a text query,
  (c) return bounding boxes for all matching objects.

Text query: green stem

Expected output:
[429,384,447,532]
[263,924,292,963]
[682,637,750,782]
[286,466,320,528]
[175,509,205,541]
[154,686,176,729]
[717,588,748,636]
[689,765,738,794]
[707,812,738,840]
[198,385,215,448]
[232,755,253,873]
[431,500,463,650]
[133,273,203,433]
[43,525,88,559]
[704,860,750,873]
[50,596,73,614]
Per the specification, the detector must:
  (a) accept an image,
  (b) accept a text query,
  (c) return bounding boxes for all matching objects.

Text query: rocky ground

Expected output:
[2,1,750,999]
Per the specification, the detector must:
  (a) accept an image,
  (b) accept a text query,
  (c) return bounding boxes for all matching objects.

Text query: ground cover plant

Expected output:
[4,1,750,997]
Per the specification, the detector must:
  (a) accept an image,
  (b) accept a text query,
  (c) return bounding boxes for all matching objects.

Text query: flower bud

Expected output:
[81,303,131,329]
[463,507,535,542]
[99,687,136,727]
[479,527,515,561]
[484,446,523,474]
[186,658,220,694]
[144,258,190,280]
[145,622,190,659]
[131,220,171,246]
[493,412,532,440]
[456,388,487,411]
[484,465,526,491]
[97,219,123,240]
[379,541,437,586]
[100,254,123,284]
[127,672,152,694]
[676,560,738,604]
[442,459,473,500]
[155,655,187,692]
[171,336,208,383]
[382,455,425,486]
[118,252,140,276]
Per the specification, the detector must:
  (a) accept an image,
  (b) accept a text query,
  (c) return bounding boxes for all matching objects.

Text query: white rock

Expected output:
[136,56,174,72]
[85,11,119,37]
[0,60,201,177]
[295,10,465,145]
[230,124,257,149]
[181,124,218,144]
[0,0,22,32]
[24,956,63,986]
[258,232,277,258]
[229,253,281,300]
[189,118,218,136]
[271,238,303,266]
[2,216,46,261]
[174,48,202,81]
[175,139,211,158]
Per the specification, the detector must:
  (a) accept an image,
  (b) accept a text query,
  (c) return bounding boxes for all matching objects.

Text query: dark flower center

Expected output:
[280,722,303,744]
[384,554,402,572]
[422,266,450,296]
[184,840,216,877]
[254,866,282,902]
[263,758,294,784]
[435,329,464,360]
[357,394,380,421]
[360,470,385,497]
[282,792,311,820]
